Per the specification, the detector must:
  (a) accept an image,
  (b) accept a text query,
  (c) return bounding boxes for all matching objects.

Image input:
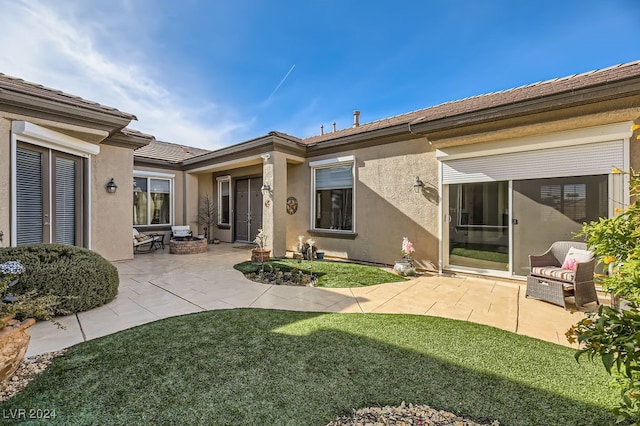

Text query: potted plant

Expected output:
[251,229,271,263]
[297,236,317,260]
[394,237,416,276]
[0,261,61,382]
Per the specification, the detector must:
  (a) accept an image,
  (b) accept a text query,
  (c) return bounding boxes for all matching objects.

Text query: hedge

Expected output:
[0,244,119,315]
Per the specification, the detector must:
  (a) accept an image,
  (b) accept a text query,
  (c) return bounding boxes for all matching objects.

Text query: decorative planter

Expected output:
[316,251,325,260]
[394,259,415,276]
[251,249,271,263]
[0,317,36,382]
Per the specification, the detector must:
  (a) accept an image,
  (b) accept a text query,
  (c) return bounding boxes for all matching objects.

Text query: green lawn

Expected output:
[0,309,619,425]
[234,258,407,288]
[451,247,510,264]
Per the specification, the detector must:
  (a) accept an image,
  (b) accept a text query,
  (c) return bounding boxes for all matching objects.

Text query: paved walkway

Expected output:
[27,244,603,356]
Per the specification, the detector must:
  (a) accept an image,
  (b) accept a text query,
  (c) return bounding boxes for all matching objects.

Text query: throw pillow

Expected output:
[562,247,593,270]
[561,256,578,271]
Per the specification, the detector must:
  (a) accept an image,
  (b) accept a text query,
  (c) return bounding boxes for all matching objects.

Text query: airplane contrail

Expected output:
[268,64,296,100]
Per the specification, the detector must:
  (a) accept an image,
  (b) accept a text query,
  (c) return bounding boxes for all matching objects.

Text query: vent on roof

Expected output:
[332,121,336,132]
[320,124,324,135]
[353,110,360,128]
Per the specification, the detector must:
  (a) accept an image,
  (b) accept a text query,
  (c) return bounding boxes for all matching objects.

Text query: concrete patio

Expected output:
[27,243,602,356]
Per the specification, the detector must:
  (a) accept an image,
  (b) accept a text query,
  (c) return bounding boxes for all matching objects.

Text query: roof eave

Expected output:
[409,76,640,138]
[0,90,135,132]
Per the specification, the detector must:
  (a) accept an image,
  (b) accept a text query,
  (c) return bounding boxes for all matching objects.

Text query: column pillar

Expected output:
[262,151,287,257]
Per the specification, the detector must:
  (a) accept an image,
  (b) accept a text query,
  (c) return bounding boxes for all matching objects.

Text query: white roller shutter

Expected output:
[442,140,624,184]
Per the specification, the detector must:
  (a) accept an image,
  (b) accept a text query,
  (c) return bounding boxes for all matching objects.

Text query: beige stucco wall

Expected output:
[92,144,135,261]
[286,137,439,270]
[0,118,10,248]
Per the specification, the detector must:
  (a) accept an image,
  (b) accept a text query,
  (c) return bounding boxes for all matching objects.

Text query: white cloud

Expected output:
[0,0,240,150]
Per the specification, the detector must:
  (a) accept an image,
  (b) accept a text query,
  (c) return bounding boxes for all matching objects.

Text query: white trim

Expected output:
[436,122,633,161]
[216,175,231,226]
[309,155,355,168]
[133,169,176,179]
[133,175,175,226]
[12,121,100,158]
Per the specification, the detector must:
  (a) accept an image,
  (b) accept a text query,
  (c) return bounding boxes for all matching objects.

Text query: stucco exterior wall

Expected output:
[196,173,214,237]
[0,118,10,248]
[286,137,439,270]
[92,144,134,261]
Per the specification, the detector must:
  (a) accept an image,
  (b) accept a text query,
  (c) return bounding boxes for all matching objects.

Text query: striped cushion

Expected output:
[531,266,575,283]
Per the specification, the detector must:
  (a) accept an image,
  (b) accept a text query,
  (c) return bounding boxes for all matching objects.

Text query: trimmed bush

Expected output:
[0,244,119,315]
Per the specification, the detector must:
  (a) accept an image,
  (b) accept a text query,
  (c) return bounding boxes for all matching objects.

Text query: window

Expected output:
[217,176,231,226]
[311,157,354,232]
[133,174,173,226]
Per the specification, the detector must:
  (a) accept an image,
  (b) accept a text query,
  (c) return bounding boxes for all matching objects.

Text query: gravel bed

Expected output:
[0,350,66,401]
[327,402,499,426]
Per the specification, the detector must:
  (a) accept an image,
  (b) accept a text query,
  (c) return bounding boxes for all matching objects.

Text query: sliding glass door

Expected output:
[512,175,608,276]
[445,175,609,276]
[16,143,85,246]
[448,182,510,272]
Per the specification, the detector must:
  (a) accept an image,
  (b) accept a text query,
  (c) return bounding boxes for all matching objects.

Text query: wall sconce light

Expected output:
[106,178,118,194]
[413,176,424,193]
[260,183,271,196]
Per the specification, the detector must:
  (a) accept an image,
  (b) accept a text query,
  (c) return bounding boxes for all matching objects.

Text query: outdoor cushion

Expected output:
[563,247,593,265]
[135,234,150,242]
[531,266,575,283]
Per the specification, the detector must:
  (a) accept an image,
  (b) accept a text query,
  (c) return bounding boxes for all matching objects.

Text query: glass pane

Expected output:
[316,166,353,190]
[315,188,353,230]
[133,177,148,226]
[150,192,170,224]
[448,182,509,271]
[16,148,43,245]
[220,181,230,224]
[150,178,170,193]
[55,157,76,245]
[512,175,608,276]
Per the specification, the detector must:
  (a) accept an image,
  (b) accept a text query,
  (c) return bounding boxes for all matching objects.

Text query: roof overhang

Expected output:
[103,128,155,150]
[408,76,640,144]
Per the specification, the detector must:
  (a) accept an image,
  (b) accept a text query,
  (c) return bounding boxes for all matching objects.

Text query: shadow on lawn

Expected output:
[0,309,618,426]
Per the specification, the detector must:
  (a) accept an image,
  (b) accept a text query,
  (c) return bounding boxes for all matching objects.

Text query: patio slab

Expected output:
[26,243,603,356]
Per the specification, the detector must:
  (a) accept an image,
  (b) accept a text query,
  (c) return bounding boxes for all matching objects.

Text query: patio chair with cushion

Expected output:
[133,228,164,253]
[526,241,599,309]
[171,225,192,239]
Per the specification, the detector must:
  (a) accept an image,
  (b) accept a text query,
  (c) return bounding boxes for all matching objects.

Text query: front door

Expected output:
[234,177,263,242]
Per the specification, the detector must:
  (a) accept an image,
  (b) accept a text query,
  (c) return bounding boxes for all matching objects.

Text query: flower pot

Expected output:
[316,251,325,260]
[394,259,415,276]
[251,249,271,263]
[0,317,36,382]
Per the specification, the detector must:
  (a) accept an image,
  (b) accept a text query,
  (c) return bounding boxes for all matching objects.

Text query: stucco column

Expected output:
[262,151,287,257]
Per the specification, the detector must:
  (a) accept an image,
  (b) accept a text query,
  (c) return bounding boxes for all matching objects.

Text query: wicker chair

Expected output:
[526,241,599,309]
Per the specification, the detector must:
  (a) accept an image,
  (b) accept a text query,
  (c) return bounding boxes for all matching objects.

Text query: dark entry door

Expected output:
[234,177,263,242]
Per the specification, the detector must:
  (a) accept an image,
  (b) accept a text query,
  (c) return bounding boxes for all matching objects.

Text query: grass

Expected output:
[0,309,620,425]
[233,258,407,288]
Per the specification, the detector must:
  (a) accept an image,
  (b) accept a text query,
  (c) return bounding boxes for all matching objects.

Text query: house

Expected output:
[0,73,154,261]
[133,60,640,280]
[3,60,640,281]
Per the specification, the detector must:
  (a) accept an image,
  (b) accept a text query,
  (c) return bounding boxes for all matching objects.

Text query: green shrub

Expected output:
[0,244,119,315]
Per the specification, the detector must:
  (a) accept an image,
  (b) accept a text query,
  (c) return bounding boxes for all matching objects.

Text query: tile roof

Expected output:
[302,60,640,145]
[134,139,211,163]
[0,73,136,120]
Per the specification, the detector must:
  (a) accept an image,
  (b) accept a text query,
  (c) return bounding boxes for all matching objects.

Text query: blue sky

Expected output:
[0,0,638,150]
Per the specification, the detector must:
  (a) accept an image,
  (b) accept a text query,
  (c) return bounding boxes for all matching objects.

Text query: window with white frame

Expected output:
[217,176,231,226]
[311,157,354,231]
[133,174,173,226]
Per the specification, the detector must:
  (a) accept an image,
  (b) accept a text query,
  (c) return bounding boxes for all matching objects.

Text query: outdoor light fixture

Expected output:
[106,178,118,194]
[413,176,424,193]
[261,183,271,196]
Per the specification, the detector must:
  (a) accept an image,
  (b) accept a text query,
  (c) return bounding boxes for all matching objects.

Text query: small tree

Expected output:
[567,166,640,423]
[198,194,217,243]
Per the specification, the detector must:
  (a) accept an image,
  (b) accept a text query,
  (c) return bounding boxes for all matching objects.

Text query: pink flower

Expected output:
[401,237,415,258]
